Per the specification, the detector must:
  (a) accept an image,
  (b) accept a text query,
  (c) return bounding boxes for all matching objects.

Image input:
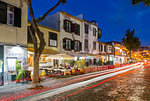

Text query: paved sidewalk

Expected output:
[0,63,139,101]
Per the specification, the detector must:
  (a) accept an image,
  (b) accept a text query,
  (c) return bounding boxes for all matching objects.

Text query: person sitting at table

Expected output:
[66,65,71,69]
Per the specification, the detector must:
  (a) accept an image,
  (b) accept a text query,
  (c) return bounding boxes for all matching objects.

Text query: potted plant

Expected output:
[16,60,25,83]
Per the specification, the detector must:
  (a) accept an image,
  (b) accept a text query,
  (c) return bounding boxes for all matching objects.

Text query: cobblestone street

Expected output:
[40,65,150,101]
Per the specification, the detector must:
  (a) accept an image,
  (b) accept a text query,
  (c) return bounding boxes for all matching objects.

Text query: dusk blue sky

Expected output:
[29,0,150,46]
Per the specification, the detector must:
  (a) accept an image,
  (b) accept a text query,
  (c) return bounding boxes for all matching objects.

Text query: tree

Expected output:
[27,0,66,88]
[131,0,150,6]
[122,29,141,58]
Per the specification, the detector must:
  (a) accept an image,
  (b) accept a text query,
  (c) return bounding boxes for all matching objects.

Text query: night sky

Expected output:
[29,0,150,46]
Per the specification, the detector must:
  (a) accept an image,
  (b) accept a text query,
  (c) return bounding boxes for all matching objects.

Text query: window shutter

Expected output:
[71,40,75,50]
[0,1,7,24]
[14,7,21,27]
[78,24,80,35]
[75,24,80,35]
[49,32,57,40]
[71,23,74,32]
[63,19,67,30]
[63,39,66,49]
[79,42,82,51]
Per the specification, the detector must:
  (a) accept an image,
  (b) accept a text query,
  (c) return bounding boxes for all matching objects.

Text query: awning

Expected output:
[47,54,75,60]
[28,48,59,55]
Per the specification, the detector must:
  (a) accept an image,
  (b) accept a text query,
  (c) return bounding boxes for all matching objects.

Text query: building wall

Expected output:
[82,21,99,55]
[28,23,60,52]
[59,11,83,55]
[0,0,27,46]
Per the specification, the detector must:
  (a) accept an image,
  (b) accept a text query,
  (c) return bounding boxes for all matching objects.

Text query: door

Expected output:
[7,57,17,82]
[53,59,59,68]
[0,46,4,86]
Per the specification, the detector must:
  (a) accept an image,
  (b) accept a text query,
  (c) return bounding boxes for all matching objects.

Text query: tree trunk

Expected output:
[28,25,44,88]
[32,55,40,86]
[130,50,131,59]
[27,0,64,89]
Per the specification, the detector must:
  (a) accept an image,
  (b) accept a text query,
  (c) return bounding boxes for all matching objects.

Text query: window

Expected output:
[0,1,21,27]
[93,42,96,50]
[101,44,103,52]
[93,28,96,36]
[0,1,7,24]
[75,41,80,51]
[74,23,80,35]
[49,32,57,47]
[98,29,101,39]
[64,19,72,32]
[84,24,89,34]
[7,5,14,26]
[53,59,59,67]
[99,44,102,52]
[66,39,71,50]
[104,45,107,52]
[108,46,112,53]
[84,39,88,51]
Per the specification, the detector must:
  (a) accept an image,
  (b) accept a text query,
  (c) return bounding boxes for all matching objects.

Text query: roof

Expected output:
[28,48,59,54]
[61,11,98,26]
[60,11,83,22]
[28,20,60,32]
[106,41,123,46]
[98,41,113,46]
[83,19,98,26]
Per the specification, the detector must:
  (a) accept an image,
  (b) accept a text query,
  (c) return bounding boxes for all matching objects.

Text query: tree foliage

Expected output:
[131,0,150,6]
[122,29,141,57]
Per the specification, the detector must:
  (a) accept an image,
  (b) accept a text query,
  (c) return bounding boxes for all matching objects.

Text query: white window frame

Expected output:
[7,5,14,26]
[66,21,71,32]
[66,39,71,50]
[75,41,80,51]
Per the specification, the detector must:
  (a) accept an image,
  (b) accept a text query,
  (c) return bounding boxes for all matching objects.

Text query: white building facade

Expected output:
[81,19,101,65]
[40,11,83,64]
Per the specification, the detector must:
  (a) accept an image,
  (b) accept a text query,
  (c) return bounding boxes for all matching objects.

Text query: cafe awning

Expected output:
[47,54,75,60]
[28,48,59,55]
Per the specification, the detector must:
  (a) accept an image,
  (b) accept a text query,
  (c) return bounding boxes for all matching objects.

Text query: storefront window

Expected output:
[4,46,27,83]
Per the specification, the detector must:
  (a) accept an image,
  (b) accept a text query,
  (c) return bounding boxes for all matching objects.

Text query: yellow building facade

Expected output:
[27,22,60,68]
